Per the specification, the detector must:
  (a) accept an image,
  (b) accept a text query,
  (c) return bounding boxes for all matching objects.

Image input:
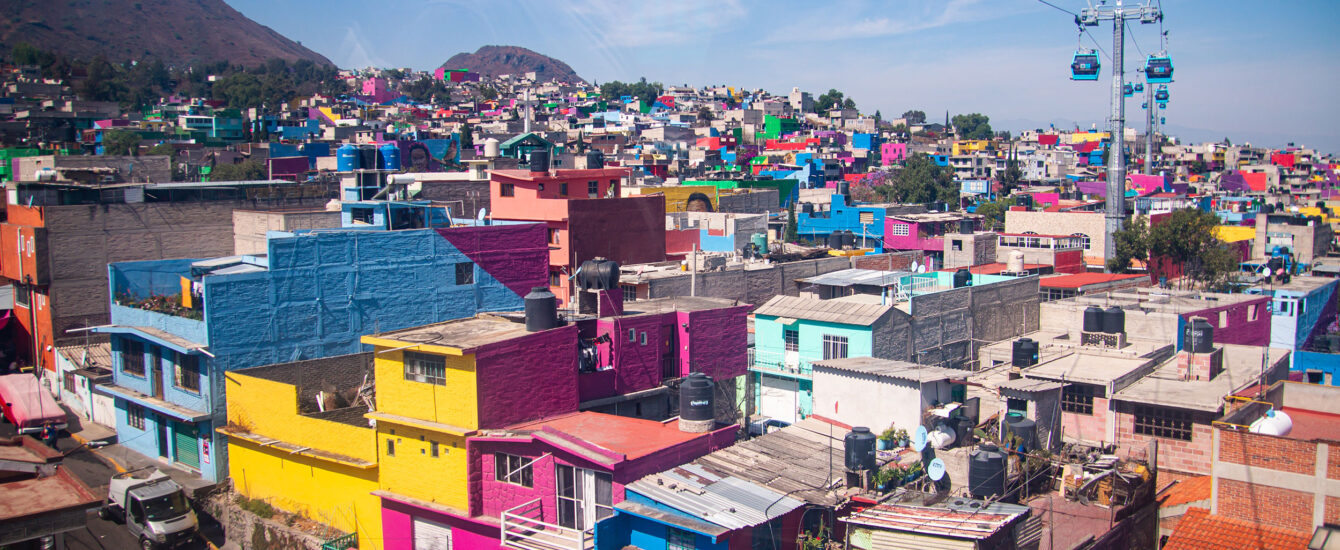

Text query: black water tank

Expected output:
[1005,417,1038,453]
[1012,338,1038,368]
[358,145,378,170]
[1185,317,1215,353]
[1102,306,1125,334]
[586,150,605,168]
[838,181,851,196]
[827,232,844,249]
[578,259,620,291]
[953,268,972,288]
[679,373,715,422]
[841,230,856,248]
[529,149,550,172]
[1262,203,1275,214]
[844,427,877,472]
[802,203,814,214]
[968,443,1007,500]
[524,287,558,332]
[1083,306,1104,333]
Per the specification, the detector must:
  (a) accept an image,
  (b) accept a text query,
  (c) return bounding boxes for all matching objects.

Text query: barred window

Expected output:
[1134,405,1193,441]
[494,453,534,487]
[784,329,799,352]
[1061,384,1094,415]
[404,352,446,385]
[822,334,848,360]
[668,528,695,550]
[121,340,145,377]
[174,353,201,392]
[127,404,145,430]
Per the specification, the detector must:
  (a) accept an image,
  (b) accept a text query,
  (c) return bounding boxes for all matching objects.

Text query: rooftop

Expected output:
[1113,345,1291,412]
[363,314,538,352]
[491,168,629,182]
[753,294,893,326]
[1159,476,1212,508]
[845,492,1033,542]
[793,268,907,289]
[1019,340,1166,387]
[1163,507,1309,550]
[1262,275,1337,294]
[1066,288,1265,314]
[506,412,716,461]
[0,438,100,523]
[810,357,964,383]
[1038,272,1148,290]
[615,296,744,316]
[627,463,805,531]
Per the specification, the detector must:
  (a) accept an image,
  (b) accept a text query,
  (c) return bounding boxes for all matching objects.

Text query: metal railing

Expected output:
[749,348,814,377]
[320,533,357,550]
[501,499,592,550]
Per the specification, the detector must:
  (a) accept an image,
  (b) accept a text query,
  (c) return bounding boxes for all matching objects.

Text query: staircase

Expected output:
[500,499,593,550]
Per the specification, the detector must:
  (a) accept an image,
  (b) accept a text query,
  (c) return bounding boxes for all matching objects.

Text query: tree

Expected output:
[815,89,846,112]
[842,97,856,110]
[600,78,663,107]
[999,145,1023,193]
[458,121,474,149]
[784,202,798,242]
[478,84,499,101]
[973,198,1017,231]
[697,105,714,123]
[1145,208,1236,289]
[889,154,958,204]
[951,113,993,140]
[901,110,926,125]
[103,130,141,156]
[210,160,266,181]
[1108,215,1149,273]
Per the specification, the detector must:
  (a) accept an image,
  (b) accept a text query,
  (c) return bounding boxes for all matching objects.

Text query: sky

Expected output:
[224,0,1340,154]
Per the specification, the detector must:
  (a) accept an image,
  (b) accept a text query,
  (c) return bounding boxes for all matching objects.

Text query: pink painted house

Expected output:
[880,142,907,164]
[883,213,982,258]
[380,412,736,550]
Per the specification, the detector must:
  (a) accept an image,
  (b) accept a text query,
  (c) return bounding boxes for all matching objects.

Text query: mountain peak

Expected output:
[441,46,584,84]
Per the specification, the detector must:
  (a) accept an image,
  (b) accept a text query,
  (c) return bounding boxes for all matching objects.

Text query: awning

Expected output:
[93,384,212,422]
[91,326,211,357]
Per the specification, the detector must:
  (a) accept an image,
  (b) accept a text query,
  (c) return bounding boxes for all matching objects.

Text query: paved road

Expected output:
[0,420,218,549]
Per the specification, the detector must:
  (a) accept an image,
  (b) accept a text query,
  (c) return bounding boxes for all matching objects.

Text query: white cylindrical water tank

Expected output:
[1007,250,1025,273]
[484,138,500,158]
[1248,409,1293,437]
[928,423,957,450]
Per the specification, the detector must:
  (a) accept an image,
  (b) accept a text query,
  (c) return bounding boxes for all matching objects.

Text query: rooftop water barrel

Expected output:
[841,230,857,249]
[1012,338,1038,368]
[968,443,1007,500]
[358,145,378,171]
[586,150,605,168]
[802,203,814,214]
[1248,409,1293,437]
[679,373,715,433]
[838,181,850,196]
[524,287,558,332]
[953,268,972,288]
[844,427,877,472]
[1185,317,1215,353]
[577,259,620,291]
[337,144,359,172]
[379,143,401,171]
[827,232,845,249]
[484,138,500,158]
[1102,306,1125,334]
[1006,250,1025,273]
[1005,417,1037,452]
[1083,306,1104,333]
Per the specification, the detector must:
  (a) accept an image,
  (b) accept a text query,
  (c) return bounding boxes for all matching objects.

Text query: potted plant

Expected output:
[875,466,900,491]
[893,428,910,448]
[904,461,924,484]
[878,428,897,450]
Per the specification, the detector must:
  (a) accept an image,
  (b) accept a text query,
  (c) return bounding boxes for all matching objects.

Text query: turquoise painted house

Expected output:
[749,295,911,422]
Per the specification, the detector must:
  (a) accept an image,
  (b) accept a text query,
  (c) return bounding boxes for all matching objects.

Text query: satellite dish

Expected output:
[477,207,487,221]
[916,265,926,274]
[928,458,946,481]
[910,261,919,273]
[913,425,929,452]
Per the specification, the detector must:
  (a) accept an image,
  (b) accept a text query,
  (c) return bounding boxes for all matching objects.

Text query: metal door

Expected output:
[759,375,799,424]
[412,517,452,550]
[173,422,200,470]
[150,348,163,400]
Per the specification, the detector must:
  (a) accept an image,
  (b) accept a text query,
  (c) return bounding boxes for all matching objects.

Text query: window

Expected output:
[127,404,145,430]
[13,284,28,308]
[668,528,695,550]
[784,329,799,352]
[548,228,560,244]
[122,340,145,377]
[952,239,963,251]
[350,207,374,225]
[822,335,848,360]
[404,352,446,385]
[890,224,910,237]
[431,441,440,458]
[1134,405,1193,441]
[550,272,562,286]
[640,332,648,346]
[500,183,515,197]
[456,262,474,285]
[1248,304,1258,321]
[386,438,395,457]
[556,465,613,530]
[63,372,75,393]
[538,183,545,191]
[1007,398,1028,415]
[620,284,637,302]
[560,183,569,196]
[629,328,636,342]
[1219,311,1228,328]
[494,453,534,487]
[1071,233,1091,250]
[174,353,200,392]
[1062,384,1095,415]
[588,181,599,198]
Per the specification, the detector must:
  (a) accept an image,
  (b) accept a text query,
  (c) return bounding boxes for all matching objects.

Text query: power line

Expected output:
[1126,25,1146,58]
[1082,28,1110,61]
[1037,0,1079,17]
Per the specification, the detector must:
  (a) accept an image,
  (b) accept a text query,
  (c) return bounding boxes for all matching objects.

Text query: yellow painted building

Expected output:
[624,185,723,212]
[220,354,382,550]
[1070,131,1110,144]
[1214,225,1257,244]
[952,140,991,156]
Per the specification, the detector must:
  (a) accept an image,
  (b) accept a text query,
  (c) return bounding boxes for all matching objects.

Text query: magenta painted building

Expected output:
[379,412,736,550]
[883,213,982,255]
[880,142,907,164]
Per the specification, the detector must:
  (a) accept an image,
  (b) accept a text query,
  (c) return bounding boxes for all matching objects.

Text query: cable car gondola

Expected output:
[1123,84,1133,97]
[1154,85,1170,103]
[1145,55,1173,83]
[1134,83,1144,93]
[1071,50,1100,81]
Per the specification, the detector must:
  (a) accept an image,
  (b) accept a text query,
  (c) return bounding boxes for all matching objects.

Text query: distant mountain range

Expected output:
[0,0,332,67]
[441,45,584,84]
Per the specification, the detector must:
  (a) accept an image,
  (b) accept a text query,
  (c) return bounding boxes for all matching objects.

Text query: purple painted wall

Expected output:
[381,497,500,550]
[1180,294,1272,347]
[437,223,550,299]
[883,219,944,252]
[475,325,580,429]
[679,306,750,380]
[598,314,667,395]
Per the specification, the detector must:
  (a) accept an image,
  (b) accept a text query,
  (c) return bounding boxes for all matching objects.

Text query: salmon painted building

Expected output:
[489,167,665,306]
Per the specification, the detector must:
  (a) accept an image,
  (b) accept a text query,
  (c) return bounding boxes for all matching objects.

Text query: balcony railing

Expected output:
[501,499,593,550]
[750,348,814,378]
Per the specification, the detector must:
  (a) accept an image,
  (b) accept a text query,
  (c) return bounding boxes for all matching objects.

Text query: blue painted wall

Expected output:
[1293,351,1340,385]
[796,194,887,246]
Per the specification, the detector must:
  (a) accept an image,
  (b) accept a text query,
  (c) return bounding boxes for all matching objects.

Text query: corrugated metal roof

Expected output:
[997,377,1065,393]
[753,295,891,326]
[811,356,964,383]
[55,343,113,370]
[795,268,905,288]
[628,464,803,530]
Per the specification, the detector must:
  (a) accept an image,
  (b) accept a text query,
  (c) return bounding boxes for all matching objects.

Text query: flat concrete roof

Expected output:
[1113,346,1291,412]
[368,315,534,351]
[1023,350,1156,387]
[1265,275,1335,294]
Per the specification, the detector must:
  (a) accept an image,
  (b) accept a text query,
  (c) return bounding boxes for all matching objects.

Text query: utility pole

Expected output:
[1078,1,1161,270]
[1144,78,1156,175]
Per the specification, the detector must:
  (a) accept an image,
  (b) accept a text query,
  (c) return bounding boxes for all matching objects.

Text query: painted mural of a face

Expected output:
[408,144,431,172]
[685,192,714,212]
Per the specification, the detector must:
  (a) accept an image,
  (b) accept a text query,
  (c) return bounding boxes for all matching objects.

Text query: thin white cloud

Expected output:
[565,0,746,48]
[334,25,387,69]
[762,0,1028,44]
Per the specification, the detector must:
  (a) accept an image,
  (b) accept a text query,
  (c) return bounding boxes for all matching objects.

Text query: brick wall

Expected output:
[417,180,491,219]
[1217,429,1317,476]
[1063,395,1109,445]
[1217,479,1314,534]
[1113,408,1214,476]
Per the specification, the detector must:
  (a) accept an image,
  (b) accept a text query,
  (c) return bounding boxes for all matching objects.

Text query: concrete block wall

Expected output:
[1062,394,1110,445]
[644,252,919,308]
[416,181,491,219]
[475,326,580,429]
[1213,425,1340,533]
[232,210,342,255]
[1113,406,1214,476]
[717,189,779,214]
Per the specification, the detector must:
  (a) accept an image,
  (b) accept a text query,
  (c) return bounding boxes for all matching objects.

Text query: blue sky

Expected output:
[225,0,1340,154]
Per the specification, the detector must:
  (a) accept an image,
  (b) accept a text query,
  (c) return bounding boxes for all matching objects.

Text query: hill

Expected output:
[0,0,332,67]
[441,45,583,83]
